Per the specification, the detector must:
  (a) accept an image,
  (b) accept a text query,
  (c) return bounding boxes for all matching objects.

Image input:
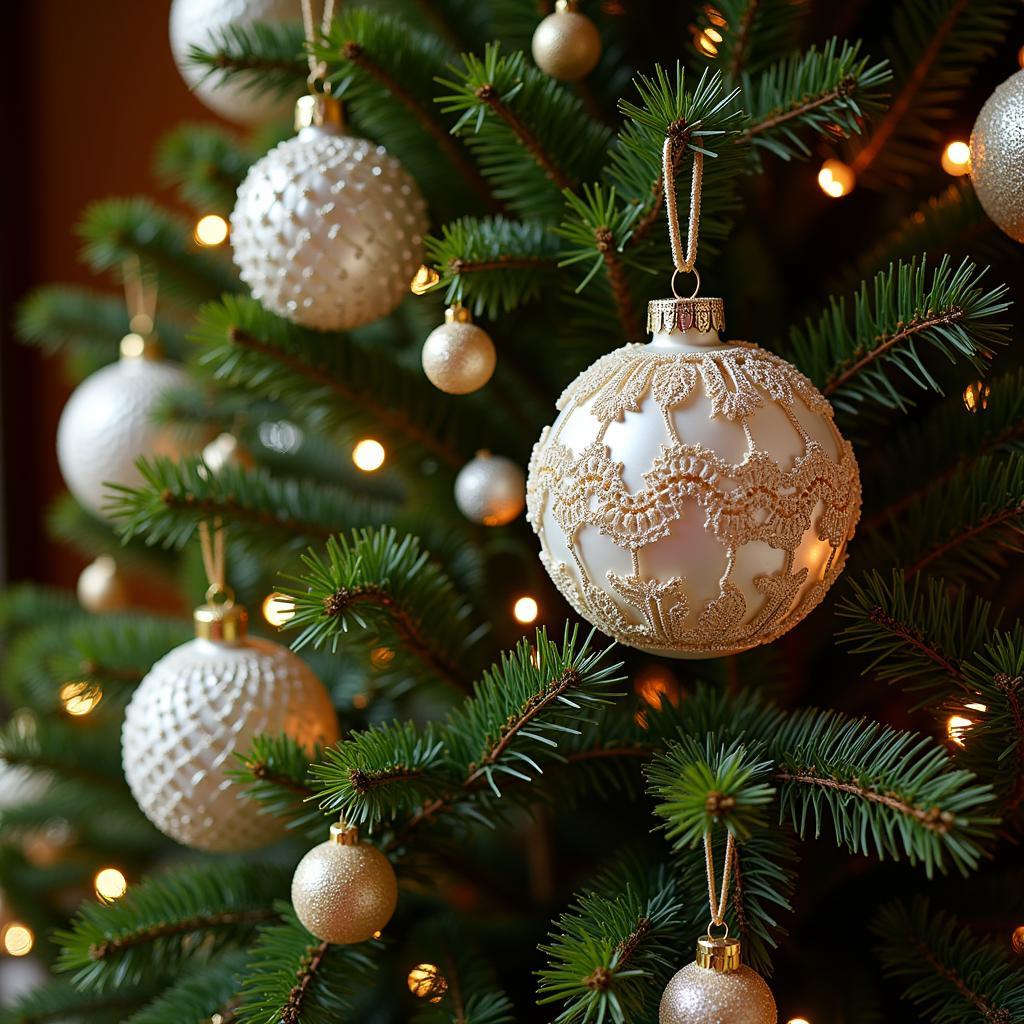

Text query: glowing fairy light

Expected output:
[818,159,855,198]
[1012,925,1024,954]
[353,439,386,472]
[410,264,440,294]
[941,140,971,176]
[94,867,128,901]
[407,963,448,1002]
[194,214,229,246]
[963,380,990,413]
[262,593,296,628]
[60,681,101,717]
[947,714,975,747]
[513,596,539,625]
[1,923,34,957]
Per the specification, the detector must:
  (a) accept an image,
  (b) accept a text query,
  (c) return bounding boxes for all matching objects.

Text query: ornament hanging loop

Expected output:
[662,133,704,295]
[703,828,735,932]
[671,267,701,301]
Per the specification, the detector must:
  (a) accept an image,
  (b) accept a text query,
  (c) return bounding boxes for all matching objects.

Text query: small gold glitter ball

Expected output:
[660,962,777,1024]
[77,555,129,613]
[970,69,1024,243]
[421,320,497,395]
[531,5,602,81]
[291,829,398,944]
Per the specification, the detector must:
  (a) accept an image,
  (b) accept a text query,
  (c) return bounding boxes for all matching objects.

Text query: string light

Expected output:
[262,593,296,628]
[941,140,971,176]
[513,596,539,625]
[409,264,440,295]
[634,666,680,708]
[946,714,974,747]
[194,214,229,246]
[407,963,448,1002]
[818,159,855,198]
[963,380,990,413]
[695,29,720,57]
[370,646,395,670]
[1012,925,1024,954]
[352,439,386,472]
[352,692,370,710]
[787,1018,812,1024]
[1,922,34,957]
[60,681,101,717]
[94,867,128,901]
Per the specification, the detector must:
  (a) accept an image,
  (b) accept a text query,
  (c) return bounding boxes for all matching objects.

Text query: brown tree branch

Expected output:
[282,941,331,1024]
[864,606,965,681]
[595,227,642,341]
[89,909,276,960]
[738,79,857,143]
[902,502,1024,578]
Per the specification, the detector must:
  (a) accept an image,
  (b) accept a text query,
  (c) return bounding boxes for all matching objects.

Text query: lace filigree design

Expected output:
[527,337,862,657]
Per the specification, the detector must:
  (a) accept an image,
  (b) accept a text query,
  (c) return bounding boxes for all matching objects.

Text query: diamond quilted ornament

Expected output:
[230,94,428,331]
[122,597,339,852]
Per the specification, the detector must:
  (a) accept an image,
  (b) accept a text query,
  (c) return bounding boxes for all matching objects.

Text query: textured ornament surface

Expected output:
[531,10,602,81]
[291,840,398,943]
[57,359,192,519]
[660,963,777,1024]
[455,453,525,525]
[231,126,428,331]
[527,331,861,657]
[421,321,497,394]
[122,636,339,851]
[169,0,298,124]
[970,69,1024,242]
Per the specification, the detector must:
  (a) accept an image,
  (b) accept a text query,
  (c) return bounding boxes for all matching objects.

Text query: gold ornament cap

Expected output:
[194,587,248,643]
[330,821,360,846]
[647,297,726,336]
[695,935,742,973]
[295,92,345,132]
[445,303,473,324]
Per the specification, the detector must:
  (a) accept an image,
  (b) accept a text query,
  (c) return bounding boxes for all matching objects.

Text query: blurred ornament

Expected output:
[532,0,602,81]
[454,451,525,525]
[169,0,300,124]
[970,69,1024,242]
[77,555,129,613]
[57,336,191,519]
[0,952,45,1008]
[407,963,448,1001]
[231,93,427,331]
[122,590,338,852]
[421,305,496,395]
[527,296,860,658]
[201,432,254,475]
[291,821,398,943]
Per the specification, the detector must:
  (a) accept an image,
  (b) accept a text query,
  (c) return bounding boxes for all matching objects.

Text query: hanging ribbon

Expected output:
[703,828,735,936]
[197,517,230,606]
[121,254,158,337]
[662,133,704,299]
[300,0,338,89]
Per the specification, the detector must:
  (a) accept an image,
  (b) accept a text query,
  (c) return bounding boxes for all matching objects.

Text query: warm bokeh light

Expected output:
[410,264,440,295]
[634,666,681,708]
[194,213,229,246]
[262,592,296,628]
[965,701,988,713]
[353,438,386,472]
[352,692,370,710]
[370,646,395,670]
[1,923,34,957]
[1012,925,1024,954]
[513,596,539,625]
[963,380,990,413]
[60,681,102,717]
[787,1018,812,1024]
[94,867,128,901]
[947,714,974,747]
[696,30,720,57]
[407,963,448,1002]
[941,140,971,176]
[818,159,855,198]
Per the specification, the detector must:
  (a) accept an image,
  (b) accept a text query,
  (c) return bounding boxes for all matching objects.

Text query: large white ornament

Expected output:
[57,348,191,520]
[122,601,339,851]
[527,297,861,659]
[169,0,299,124]
[970,68,1024,243]
[230,97,428,331]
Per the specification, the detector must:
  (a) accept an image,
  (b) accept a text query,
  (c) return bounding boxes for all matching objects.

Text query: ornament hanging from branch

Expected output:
[421,304,497,394]
[970,68,1024,243]
[531,0,602,81]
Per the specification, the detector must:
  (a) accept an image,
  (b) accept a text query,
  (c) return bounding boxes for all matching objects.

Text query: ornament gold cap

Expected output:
[695,935,742,973]
[193,586,248,643]
[295,92,345,132]
[119,331,163,361]
[445,303,473,324]
[647,297,725,336]
[329,820,360,845]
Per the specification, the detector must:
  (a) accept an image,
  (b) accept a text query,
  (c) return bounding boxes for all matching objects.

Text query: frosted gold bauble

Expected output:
[531,5,602,81]
[122,606,339,852]
[660,962,777,1024]
[57,353,191,520]
[291,826,398,943]
[970,69,1024,242]
[169,0,299,124]
[77,556,129,613]
[421,320,497,394]
[455,451,525,526]
[231,119,428,331]
[527,297,861,658]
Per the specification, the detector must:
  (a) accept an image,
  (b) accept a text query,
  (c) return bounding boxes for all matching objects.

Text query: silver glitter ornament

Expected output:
[660,936,777,1024]
[292,821,398,943]
[230,95,428,331]
[455,451,525,526]
[970,69,1024,243]
[421,306,496,394]
[531,0,602,81]
[122,597,339,852]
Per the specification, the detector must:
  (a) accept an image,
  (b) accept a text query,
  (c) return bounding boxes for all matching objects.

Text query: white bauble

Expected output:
[122,606,339,851]
[970,69,1024,243]
[455,452,525,526]
[57,353,191,519]
[527,297,861,659]
[169,0,299,124]
[230,118,428,331]
[77,555,129,613]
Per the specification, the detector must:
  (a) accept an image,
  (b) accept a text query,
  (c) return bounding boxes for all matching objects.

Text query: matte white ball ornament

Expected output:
[122,595,339,852]
[169,0,299,124]
[230,94,428,331]
[56,339,191,519]
[526,296,861,658]
[455,451,525,526]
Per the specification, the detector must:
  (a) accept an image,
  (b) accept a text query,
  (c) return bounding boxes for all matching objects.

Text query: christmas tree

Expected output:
[3,1,1024,1021]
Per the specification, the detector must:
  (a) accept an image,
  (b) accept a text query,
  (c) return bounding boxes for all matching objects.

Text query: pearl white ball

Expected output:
[527,322,860,658]
[455,452,525,526]
[169,0,299,124]
[230,126,428,331]
[57,357,192,520]
[122,635,339,851]
[77,555,129,613]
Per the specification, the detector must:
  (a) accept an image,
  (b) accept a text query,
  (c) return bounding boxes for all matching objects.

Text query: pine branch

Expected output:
[873,898,1024,1024]
[703,0,808,79]
[155,123,254,214]
[0,979,156,1024]
[56,864,289,991]
[126,953,246,1024]
[786,255,1011,416]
